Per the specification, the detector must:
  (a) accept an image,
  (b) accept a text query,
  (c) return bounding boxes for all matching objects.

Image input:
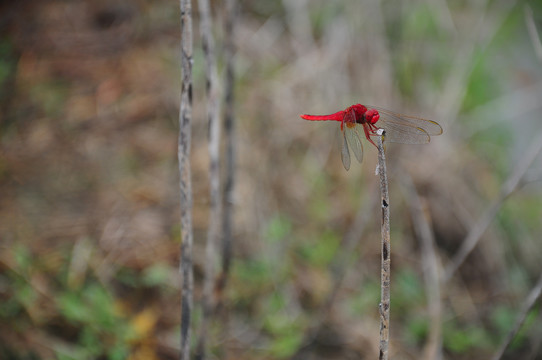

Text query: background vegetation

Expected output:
[1,0,542,359]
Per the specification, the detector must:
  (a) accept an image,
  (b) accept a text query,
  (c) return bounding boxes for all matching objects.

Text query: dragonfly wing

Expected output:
[344,124,364,163]
[340,129,351,171]
[378,121,431,144]
[367,105,443,144]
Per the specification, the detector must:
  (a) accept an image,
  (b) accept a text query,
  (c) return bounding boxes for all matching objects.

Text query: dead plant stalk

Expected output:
[178,0,194,359]
[376,131,391,360]
[195,0,221,358]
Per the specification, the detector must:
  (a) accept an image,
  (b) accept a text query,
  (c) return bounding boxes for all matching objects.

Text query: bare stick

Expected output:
[491,272,542,360]
[179,0,194,358]
[217,0,238,304]
[195,0,221,358]
[403,174,442,360]
[376,130,391,360]
[444,133,542,281]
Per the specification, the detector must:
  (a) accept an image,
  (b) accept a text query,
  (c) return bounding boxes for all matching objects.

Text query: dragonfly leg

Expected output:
[363,124,378,148]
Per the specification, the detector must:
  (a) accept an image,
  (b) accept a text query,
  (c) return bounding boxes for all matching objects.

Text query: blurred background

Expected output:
[2,0,542,359]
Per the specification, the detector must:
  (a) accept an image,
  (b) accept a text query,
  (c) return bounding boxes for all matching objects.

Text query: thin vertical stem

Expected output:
[179,0,194,359]
[376,131,391,360]
[217,0,238,303]
[196,0,221,358]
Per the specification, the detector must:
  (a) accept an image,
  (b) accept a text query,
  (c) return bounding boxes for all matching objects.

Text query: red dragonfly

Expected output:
[300,104,443,170]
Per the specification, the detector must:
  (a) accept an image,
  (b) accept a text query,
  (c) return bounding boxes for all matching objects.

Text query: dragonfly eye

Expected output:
[365,109,380,124]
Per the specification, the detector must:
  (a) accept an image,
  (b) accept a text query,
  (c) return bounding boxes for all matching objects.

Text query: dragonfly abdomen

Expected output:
[300,111,344,122]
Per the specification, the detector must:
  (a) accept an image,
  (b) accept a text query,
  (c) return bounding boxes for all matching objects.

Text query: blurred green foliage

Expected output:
[56,285,135,359]
[346,279,380,317]
[296,230,339,267]
[263,292,305,358]
[0,243,160,359]
[443,323,492,354]
[265,213,293,243]
[394,269,425,313]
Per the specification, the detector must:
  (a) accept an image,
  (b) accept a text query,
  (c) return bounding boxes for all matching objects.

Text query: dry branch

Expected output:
[178,0,194,359]
[195,0,221,358]
[376,131,391,360]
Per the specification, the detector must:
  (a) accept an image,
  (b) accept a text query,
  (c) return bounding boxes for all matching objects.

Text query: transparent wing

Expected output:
[367,105,443,144]
[341,107,364,165]
[340,128,351,171]
[344,124,364,164]
[377,120,431,144]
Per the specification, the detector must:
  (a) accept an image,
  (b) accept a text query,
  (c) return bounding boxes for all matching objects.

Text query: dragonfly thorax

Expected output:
[348,104,368,124]
[349,104,379,125]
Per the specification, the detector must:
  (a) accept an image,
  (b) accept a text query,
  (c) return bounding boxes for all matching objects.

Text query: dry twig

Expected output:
[178,0,194,358]
[195,0,221,358]
[376,130,391,360]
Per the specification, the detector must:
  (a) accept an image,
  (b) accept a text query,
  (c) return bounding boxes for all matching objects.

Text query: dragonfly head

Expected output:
[365,109,380,124]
